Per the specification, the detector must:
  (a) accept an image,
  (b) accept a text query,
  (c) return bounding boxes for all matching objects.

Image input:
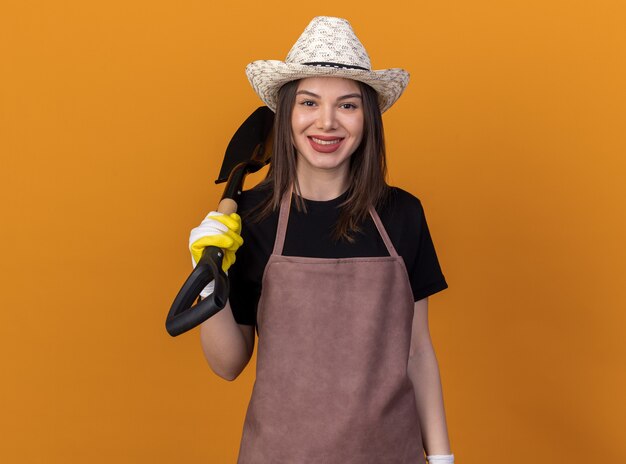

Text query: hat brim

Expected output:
[245,60,410,113]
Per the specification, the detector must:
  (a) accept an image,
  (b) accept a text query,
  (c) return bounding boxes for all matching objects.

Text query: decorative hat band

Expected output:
[302,62,370,71]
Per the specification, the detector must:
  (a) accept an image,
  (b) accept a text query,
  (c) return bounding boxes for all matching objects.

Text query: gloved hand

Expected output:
[189,211,243,297]
[426,454,455,464]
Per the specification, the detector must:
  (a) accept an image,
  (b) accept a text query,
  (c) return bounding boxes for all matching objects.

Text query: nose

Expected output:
[315,105,337,131]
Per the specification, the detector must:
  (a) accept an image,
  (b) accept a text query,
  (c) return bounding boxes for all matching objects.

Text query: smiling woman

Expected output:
[291,78,365,192]
[259,75,388,242]
[188,16,453,464]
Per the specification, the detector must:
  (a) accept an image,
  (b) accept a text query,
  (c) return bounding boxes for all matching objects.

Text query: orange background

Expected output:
[1,1,625,462]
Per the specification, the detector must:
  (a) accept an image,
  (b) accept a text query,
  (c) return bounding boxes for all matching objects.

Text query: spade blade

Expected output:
[215,106,274,184]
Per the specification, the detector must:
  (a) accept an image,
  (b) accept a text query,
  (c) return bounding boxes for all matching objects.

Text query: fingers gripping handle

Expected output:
[166,200,238,337]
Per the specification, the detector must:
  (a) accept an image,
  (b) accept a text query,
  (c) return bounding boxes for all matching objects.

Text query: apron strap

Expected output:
[273,185,399,258]
[369,206,400,257]
[273,185,293,255]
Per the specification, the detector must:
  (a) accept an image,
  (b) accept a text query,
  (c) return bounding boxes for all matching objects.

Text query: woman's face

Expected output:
[291,77,364,179]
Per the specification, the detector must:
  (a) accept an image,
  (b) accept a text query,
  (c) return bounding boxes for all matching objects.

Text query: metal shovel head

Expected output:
[215,106,274,183]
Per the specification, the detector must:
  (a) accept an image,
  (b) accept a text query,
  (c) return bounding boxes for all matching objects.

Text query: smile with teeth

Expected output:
[309,137,343,145]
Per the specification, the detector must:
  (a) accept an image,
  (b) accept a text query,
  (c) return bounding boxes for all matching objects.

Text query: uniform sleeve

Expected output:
[227,246,260,326]
[226,187,277,327]
[407,199,449,302]
[226,209,261,327]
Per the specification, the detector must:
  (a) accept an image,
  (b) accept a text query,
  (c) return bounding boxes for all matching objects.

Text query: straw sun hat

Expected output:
[245,16,410,113]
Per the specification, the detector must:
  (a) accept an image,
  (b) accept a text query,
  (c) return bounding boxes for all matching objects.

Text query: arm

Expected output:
[190,211,254,381]
[199,301,255,381]
[407,297,452,456]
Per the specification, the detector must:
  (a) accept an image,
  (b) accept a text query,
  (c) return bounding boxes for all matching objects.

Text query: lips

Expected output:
[307,136,344,153]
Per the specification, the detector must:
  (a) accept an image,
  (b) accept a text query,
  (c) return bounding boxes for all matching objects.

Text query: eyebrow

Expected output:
[296,90,362,100]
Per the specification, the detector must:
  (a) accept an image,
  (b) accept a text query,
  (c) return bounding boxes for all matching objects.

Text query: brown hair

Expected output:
[251,79,389,242]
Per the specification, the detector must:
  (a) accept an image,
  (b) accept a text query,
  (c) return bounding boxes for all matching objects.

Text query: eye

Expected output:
[298,100,316,107]
[340,102,358,110]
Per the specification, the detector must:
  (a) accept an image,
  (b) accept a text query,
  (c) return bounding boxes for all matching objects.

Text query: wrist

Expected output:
[426,453,454,464]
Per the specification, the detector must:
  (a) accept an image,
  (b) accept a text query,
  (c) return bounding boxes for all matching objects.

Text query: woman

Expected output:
[190,16,454,464]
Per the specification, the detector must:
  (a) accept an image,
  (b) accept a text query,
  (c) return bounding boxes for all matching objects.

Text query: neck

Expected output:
[295,164,349,201]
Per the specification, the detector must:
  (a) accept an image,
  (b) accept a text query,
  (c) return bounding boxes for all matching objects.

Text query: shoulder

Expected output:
[379,186,425,223]
[237,183,273,217]
[385,186,423,207]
